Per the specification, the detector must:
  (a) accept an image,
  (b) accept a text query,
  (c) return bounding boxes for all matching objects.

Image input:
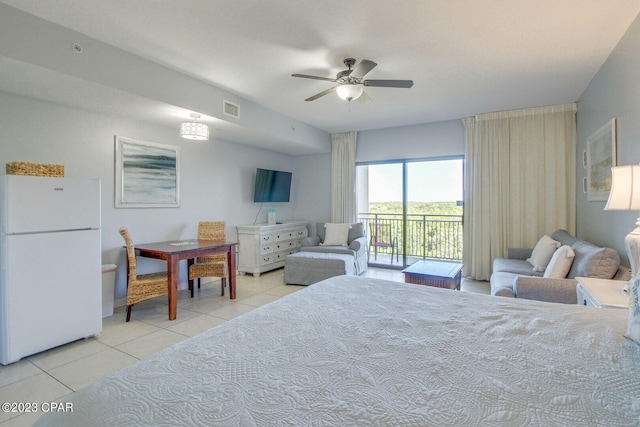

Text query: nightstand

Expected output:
[575,276,630,309]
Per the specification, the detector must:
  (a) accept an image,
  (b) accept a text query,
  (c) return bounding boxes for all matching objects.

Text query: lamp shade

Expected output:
[336,84,363,102]
[180,113,209,140]
[604,164,640,211]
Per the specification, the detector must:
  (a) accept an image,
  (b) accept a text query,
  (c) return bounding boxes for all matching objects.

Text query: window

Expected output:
[356,157,463,268]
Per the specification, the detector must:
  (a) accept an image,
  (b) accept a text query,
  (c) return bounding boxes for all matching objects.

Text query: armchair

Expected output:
[299,222,368,275]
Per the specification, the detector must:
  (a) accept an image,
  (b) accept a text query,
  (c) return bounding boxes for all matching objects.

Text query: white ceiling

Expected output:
[1,0,640,152]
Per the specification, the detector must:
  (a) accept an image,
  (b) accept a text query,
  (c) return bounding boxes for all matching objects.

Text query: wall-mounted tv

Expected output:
[253,168,292,203]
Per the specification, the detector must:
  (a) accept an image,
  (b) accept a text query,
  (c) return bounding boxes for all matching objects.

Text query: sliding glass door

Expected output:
[356,157,463,269]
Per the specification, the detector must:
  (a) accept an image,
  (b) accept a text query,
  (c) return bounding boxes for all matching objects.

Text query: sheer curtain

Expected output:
[463,104,576,280]
[331,131,357,223]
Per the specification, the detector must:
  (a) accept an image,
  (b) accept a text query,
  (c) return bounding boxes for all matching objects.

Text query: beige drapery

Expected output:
[463,104,577,280]
[331,131,358,223]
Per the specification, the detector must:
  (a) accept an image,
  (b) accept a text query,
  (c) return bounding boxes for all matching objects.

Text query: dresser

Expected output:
[236,221,308,276]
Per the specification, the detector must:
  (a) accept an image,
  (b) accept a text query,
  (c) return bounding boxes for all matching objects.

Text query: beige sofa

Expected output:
[490,229,629,304]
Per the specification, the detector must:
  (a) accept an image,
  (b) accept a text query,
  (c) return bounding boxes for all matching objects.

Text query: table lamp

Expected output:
[604,164,640,344]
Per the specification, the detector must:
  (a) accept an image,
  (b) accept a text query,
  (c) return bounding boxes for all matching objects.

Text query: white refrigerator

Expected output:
[0,175,102,365]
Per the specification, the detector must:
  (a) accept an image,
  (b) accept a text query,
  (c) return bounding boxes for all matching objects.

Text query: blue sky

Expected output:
[366,159,463,203]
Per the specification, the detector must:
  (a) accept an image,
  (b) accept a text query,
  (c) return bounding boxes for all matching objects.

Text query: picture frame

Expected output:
[586,119,616,202]
[115,136,180,208]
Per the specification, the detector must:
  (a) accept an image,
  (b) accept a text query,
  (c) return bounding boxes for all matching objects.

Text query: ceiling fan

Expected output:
[292,58,414,103]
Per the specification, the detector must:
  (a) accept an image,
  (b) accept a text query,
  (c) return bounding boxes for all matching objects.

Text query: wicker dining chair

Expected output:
[119,227,169,322]
[188,221,228,297]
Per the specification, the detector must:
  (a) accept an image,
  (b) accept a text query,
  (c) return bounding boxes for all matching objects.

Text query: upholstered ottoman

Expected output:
[284,251,356,285]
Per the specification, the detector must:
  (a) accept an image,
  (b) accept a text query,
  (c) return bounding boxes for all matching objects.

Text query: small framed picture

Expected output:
[586,119,616,201]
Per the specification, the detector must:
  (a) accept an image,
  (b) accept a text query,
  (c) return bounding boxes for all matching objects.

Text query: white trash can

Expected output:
[101,264,117,318]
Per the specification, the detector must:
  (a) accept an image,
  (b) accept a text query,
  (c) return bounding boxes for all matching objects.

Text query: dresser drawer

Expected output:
[275,241,296,251]
[260,244,273,255]
[274,231,296,242]
[259,255,273,266]
[273,251,295,262]
[260,233,274,244]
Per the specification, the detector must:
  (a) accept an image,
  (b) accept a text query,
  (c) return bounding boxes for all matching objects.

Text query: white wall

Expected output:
[292,153,331,231]
[577,12,640,266]
[0,91,300,301]
[356,120,465,162]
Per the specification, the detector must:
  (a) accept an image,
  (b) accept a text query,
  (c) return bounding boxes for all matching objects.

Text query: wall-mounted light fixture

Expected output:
[180,113,209,140]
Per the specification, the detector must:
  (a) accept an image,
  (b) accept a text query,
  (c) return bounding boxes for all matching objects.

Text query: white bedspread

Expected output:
[36,276,640,426]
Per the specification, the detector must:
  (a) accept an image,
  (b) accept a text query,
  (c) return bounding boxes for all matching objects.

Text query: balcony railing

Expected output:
[358,212,463,265]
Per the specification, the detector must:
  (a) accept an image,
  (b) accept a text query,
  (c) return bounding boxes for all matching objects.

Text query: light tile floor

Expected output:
[0,268,488,426]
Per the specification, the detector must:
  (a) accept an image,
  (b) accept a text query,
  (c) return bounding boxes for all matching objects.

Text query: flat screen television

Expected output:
[253,168,292,203]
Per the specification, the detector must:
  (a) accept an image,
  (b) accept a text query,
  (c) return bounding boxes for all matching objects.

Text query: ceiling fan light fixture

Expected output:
[180,113,209,140]
[336,84,363,102]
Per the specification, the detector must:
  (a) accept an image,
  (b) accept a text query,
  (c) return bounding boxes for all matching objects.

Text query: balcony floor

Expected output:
[366,252,461,268]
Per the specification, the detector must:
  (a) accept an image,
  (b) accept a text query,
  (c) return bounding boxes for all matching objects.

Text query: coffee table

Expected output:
[402,260,463,290]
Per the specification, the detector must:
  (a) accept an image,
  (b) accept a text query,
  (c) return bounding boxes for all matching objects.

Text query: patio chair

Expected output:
[368,222,398,264]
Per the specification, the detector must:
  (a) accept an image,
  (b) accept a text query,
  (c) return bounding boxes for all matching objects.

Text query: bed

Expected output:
[36,275,640,426]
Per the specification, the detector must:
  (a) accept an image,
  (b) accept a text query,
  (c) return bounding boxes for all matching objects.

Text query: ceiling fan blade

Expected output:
[292,73,337,82]
[362,80,413,88]
[305,86,336,101]
[358,90,372,105]
[364,79,414,88]
[350,59,377,79]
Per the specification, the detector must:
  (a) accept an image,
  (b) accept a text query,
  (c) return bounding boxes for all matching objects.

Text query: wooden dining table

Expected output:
[132,240,238,320]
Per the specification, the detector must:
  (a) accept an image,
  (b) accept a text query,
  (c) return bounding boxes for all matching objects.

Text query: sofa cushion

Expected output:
[316,222,326,242]
[527,235,561,272]
[493,258,543,277]
[551,229,578,247]
[316,222,364,245]
[321,223,351,246]
[567,241,620,279]
[543,245,575,278]
[348,222,365,242]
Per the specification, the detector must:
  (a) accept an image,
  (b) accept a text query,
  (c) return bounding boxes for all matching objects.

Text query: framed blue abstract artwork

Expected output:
[115,136,180,208]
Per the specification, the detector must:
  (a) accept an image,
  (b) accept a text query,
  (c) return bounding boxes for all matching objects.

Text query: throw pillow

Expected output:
[347,222,365,243]
[321,223,351,246]
[543,245,575,278]
[527,235,561,272]
[626,275,640,345]
[567,241,620,279]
